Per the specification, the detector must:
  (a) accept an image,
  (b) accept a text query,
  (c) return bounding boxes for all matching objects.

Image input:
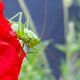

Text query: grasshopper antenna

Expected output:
[40,0,47,40]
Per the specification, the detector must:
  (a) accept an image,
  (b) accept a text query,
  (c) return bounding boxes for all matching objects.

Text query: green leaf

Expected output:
[42,39,52,48]
[54,43,67,53]
[75,59,80,67]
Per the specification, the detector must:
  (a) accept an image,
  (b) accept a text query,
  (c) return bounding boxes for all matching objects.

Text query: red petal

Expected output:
[0,41,25,80]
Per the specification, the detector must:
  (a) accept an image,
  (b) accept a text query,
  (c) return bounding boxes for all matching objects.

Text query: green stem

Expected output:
[62,0,74,80]
[62,0,69,43]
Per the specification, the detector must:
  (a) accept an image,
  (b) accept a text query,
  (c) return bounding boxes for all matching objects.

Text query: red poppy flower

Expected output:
[0,1,26,80]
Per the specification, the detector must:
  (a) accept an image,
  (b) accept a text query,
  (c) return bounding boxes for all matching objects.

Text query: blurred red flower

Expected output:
[0,1,25,80]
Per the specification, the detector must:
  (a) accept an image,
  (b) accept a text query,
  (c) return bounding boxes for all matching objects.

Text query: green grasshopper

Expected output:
[9,12,52,59]
[10,12,40,49]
